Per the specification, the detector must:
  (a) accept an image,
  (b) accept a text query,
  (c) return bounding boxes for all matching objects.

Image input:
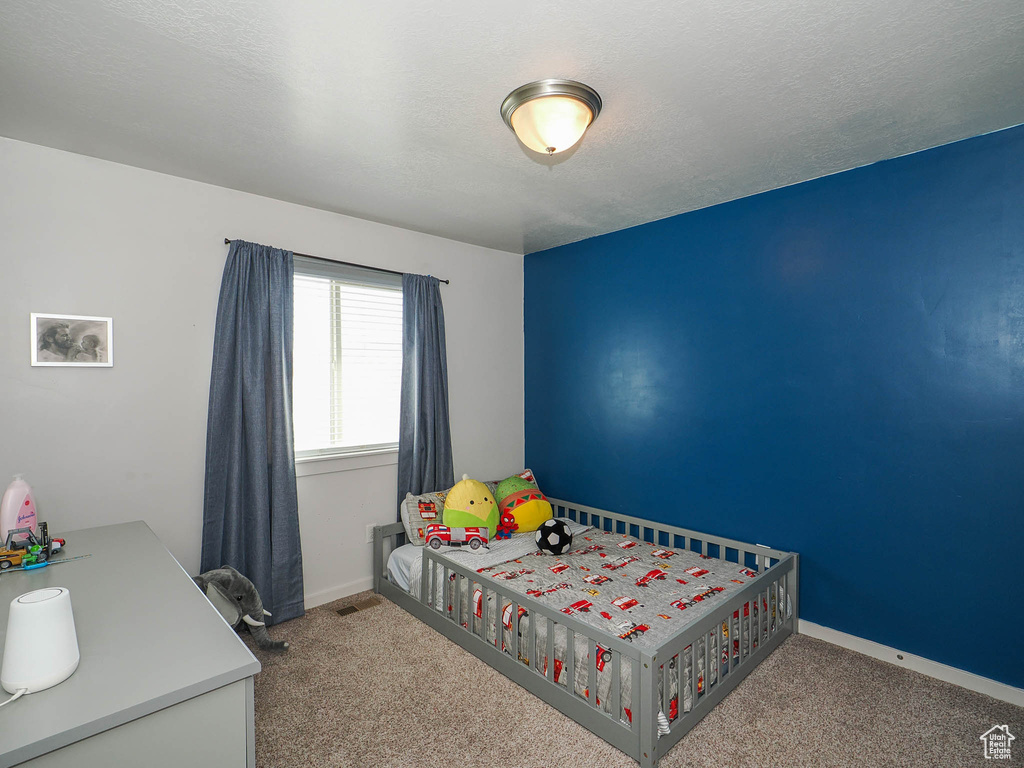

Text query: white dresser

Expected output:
[0,521,260,767]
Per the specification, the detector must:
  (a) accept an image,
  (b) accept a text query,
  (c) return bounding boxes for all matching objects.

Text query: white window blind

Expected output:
[292,257,403,457]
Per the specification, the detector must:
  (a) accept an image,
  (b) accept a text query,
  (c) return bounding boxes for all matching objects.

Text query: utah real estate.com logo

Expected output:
[980,725,1015,760]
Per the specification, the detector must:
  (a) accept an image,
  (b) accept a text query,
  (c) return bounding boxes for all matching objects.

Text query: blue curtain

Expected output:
[398,274,454,510]
[201,240,304,624]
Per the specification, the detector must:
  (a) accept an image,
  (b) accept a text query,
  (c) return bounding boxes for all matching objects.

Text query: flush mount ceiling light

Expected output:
[500,79,602,156]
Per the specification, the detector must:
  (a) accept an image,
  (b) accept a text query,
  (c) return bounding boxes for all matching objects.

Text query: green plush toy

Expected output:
[496,472,552,533]
[442,475,499,538]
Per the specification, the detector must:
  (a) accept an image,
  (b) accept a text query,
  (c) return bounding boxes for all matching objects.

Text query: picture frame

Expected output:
[30,313,113,367]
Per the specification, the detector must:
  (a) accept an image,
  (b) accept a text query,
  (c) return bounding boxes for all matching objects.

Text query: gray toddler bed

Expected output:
[373,498,799,768]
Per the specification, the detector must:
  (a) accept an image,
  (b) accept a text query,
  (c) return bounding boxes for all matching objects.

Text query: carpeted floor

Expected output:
[244,592,1022,767]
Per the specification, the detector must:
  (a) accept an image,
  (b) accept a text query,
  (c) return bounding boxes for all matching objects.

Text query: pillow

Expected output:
[398,472,530,545]
[400,489,449,546]
[443,475,499,539]
[496,469,552,533]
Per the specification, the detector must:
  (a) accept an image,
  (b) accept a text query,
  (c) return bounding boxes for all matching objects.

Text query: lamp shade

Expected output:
[501,80,602,155]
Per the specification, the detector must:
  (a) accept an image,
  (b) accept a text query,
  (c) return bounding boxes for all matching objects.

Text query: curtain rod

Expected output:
[223,239,449,284]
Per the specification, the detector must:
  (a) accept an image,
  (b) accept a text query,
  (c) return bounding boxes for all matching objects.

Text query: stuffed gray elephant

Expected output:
[194,565,289,652]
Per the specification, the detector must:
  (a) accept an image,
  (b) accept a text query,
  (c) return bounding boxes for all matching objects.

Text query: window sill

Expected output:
[295,449,398,478]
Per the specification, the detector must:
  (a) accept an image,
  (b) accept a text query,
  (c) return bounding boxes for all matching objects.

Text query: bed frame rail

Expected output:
[375,522,645,757]
[548,498,792,575]
[648,554,796,759]
[374,501,799,768]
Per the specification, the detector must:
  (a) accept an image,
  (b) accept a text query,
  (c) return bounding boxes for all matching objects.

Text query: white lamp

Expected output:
[501,79,602,156]
[2,587,80,694]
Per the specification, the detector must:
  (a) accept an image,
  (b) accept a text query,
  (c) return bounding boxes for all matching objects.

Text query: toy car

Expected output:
[425,523,488,550]
[0,523,64,570]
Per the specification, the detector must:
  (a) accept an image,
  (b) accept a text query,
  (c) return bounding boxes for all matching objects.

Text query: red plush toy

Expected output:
[495,511,518,539]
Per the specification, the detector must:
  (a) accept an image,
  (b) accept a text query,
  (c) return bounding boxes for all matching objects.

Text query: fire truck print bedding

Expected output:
[400,526,787,724]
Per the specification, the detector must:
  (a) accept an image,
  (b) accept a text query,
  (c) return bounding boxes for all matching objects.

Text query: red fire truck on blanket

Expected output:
[635,569,667,587]
[560,599,593,615]
[425,523,488,550]
[502,603,528,630]
[602,555,639,570]
[526,582,571,598]
[617,621,650,641]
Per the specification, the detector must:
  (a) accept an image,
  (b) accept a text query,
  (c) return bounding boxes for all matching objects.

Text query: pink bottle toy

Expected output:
[0,475,38,542]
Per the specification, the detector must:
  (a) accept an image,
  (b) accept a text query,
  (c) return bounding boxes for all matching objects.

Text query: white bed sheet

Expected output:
[387,543,421,593]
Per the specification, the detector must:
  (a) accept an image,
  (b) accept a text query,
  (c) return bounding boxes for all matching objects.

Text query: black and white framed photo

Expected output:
[30,313,113,367]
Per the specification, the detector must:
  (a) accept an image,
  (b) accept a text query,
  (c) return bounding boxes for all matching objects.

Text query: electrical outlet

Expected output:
[365,524,375,544]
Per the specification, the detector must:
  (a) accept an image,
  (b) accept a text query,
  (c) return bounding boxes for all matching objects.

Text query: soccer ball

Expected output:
[536,519,573,555]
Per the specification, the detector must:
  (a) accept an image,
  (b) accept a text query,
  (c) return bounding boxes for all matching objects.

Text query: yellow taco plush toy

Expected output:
[496,471,552,532]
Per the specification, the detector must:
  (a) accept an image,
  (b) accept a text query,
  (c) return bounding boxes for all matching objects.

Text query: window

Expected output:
[292,256,403,458]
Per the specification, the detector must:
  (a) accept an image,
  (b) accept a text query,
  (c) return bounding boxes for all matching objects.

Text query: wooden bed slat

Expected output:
[566,628,576,695]
[690,644,698,711]
[661,655,672,724]
[546,621,555,681]
[511,602,520,661]
[492,589,500,647]
[529,613,538,671]
[588,639,597,706]
[630,656,641,733]
[703,627,710,703]
[611,647,621,720]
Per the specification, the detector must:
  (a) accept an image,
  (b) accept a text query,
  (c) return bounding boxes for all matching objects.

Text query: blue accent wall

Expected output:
[524,125,1024,689]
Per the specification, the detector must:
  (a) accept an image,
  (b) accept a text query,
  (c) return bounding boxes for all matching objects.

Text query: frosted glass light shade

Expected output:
[510,96,593,155]
[501,80,602,156]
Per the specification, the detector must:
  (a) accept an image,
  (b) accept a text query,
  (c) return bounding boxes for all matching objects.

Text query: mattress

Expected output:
[387,543,421,593]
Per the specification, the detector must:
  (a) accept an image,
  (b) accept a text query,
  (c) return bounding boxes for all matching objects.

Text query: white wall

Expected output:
[0,138,524,605]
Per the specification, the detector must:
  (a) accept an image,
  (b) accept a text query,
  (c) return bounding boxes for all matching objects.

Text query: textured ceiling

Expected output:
[1,0,1022,254]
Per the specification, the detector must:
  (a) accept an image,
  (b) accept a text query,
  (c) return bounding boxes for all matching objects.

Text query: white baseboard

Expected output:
[799,620,1024,708]
[304,576,375,610]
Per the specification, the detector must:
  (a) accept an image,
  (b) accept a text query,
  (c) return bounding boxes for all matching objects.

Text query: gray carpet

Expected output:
[245,592,1022,767]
